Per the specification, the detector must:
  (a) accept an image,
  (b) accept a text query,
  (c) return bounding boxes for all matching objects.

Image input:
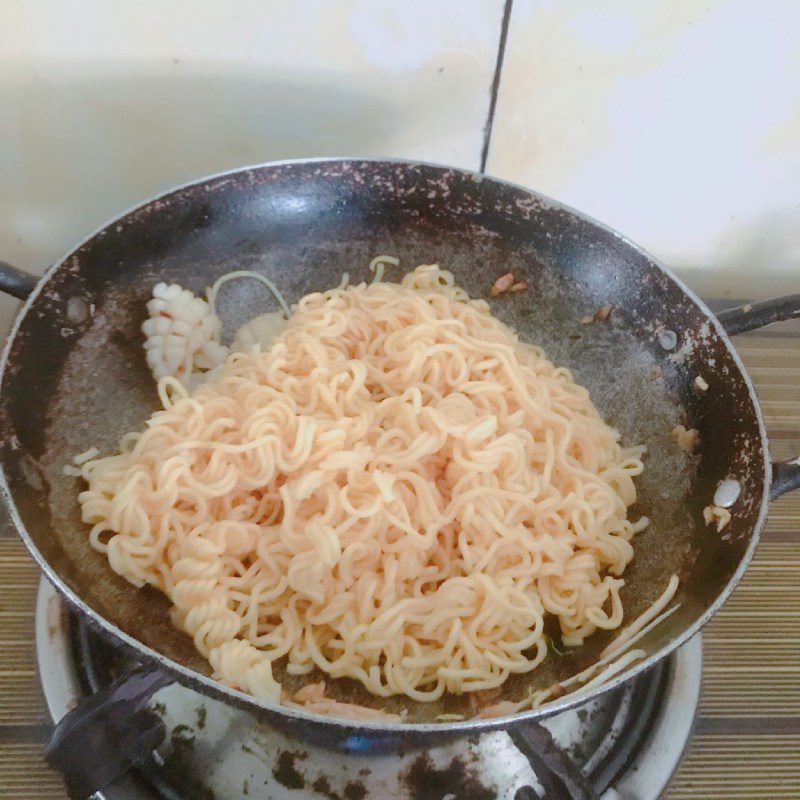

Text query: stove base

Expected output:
[36,578,701,800]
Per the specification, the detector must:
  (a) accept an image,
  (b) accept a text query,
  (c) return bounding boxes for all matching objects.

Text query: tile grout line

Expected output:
[479,0,514,173]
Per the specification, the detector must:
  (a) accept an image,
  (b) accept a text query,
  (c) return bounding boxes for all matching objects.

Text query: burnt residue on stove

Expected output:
[343,780,368,800]
[310,775,367,800]
[312,775,340,800]
[157,725,215,800]
[403,754,496,800]
[172,724,193,739]
[195,705,207,729]
[272,750,307,790]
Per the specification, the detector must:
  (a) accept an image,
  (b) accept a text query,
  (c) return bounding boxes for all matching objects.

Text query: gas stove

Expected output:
[36,577,701,800]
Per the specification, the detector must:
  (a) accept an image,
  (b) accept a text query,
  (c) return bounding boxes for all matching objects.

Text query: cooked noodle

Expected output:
[368,254,400,283]
[600,573,679,658]
[207,270,292,318]
[476,573,680,716]
[77,264,650,706]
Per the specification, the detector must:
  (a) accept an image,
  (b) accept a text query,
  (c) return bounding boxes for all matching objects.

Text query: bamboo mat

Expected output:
[1,318,798,800]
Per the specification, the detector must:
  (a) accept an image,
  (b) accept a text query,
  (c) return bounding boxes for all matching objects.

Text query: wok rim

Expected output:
[0,156,771,735]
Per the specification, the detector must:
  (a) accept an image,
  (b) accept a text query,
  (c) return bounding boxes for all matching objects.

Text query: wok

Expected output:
[0,159,798,791]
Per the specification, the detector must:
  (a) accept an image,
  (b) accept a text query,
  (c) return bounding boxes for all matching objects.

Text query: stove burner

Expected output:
[36,579,701,799]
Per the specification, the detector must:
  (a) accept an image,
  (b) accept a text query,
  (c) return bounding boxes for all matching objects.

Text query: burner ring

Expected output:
[36,577,701,800]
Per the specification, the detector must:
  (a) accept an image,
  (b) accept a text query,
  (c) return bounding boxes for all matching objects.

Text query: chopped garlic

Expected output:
[593,304,613,321]
[672,424,699,453]
[703,504,731,532]
[580,304,613,324]
[491,273,515,296]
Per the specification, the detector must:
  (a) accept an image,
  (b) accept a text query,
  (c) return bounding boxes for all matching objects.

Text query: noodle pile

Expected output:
[77,265,648,705]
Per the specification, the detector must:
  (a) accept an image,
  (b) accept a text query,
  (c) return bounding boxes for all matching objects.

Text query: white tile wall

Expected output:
[1,0,798,342]
[0,0,504,334]
[488,0,800,299]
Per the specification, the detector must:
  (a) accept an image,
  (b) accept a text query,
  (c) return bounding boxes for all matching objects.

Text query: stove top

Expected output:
[36,578,701,800]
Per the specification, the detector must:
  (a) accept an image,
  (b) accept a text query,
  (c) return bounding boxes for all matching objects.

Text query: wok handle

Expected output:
[716,294,800,499]
[45,664,173,799]
[716,293,800,336]
[0,260,39,300]
[510,720,599,799]
[771,459,800,500]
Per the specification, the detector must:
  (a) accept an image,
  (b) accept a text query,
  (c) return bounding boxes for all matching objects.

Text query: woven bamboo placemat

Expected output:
[1,317,798,799]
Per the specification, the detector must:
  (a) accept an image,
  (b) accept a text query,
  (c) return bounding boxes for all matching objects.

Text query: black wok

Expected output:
[0,159,798,784]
